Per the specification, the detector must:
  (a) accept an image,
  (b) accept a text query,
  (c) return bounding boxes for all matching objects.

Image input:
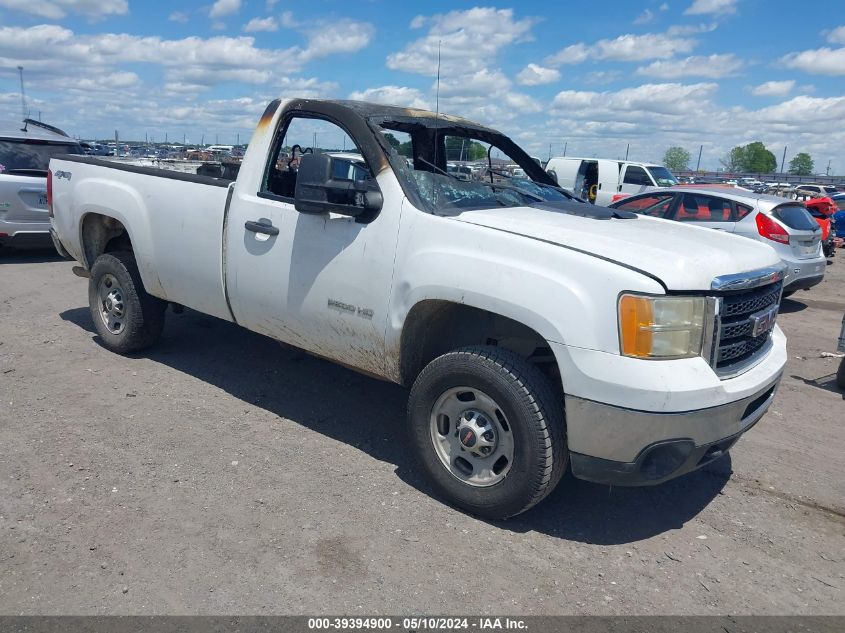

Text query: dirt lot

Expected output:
[0,247,843,615]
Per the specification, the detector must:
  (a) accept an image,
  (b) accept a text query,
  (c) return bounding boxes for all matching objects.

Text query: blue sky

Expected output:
[1,0,843,172]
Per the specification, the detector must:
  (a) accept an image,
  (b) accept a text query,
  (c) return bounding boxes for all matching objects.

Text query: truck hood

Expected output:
[450,205,782,291]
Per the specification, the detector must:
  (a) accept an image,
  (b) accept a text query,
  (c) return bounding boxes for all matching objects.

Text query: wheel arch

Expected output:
[80,212,133,269]
[397,299,563,397]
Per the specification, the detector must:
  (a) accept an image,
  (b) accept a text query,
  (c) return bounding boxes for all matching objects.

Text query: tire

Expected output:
[837,358,845,390]
[782,290,796,299]
[88,251,166,354]
[408,346,566,519]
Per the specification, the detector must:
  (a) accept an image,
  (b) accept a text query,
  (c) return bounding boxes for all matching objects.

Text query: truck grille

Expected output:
[714,281,782,372]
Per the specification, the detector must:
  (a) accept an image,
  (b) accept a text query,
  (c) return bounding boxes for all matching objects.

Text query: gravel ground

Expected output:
[0,247,843,615]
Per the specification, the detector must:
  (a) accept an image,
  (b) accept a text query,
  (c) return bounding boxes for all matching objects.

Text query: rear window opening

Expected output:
[771,205,819,231]
[0,140,84,175]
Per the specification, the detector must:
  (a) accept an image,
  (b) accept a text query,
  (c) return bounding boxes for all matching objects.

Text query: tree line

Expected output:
[662,143,815,175]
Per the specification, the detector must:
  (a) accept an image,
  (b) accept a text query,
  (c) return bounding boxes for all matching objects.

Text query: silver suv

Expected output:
[609,187,825,296]
[0,120,82,249]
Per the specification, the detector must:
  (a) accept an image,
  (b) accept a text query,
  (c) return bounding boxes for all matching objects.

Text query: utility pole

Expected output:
[827,160,831,176]
[313,132,317,152]
[696,145,703,171]
[548,143,552,162]
[237,132,239,146]
[17,66,27,121]
[780,145,787,174]
[625,143,629,160]
[563,141,567,157]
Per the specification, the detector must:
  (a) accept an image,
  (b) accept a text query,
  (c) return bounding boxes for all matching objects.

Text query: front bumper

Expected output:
[567,375,780,486]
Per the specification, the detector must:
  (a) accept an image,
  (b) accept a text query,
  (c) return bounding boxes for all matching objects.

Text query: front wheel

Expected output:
[408,346,566,519]
[88,251,166,354]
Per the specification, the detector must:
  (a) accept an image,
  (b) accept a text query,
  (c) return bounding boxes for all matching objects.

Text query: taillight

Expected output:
[756,213,789,244]
[611,194,629,203]
[47,168,53,218]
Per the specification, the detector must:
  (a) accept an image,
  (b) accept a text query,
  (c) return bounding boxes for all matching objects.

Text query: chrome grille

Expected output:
[714,280,782,373]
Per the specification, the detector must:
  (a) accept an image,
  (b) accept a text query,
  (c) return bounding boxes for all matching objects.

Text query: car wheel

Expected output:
[408,346,566,519]
[88,251,166,354]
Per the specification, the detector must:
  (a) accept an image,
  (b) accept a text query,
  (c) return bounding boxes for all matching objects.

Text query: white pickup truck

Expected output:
[49,99,787,519]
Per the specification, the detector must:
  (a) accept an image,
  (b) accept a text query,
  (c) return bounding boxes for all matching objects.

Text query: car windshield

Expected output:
[0,139,83,174]
[371,120,578,213]
[648,166,678,187]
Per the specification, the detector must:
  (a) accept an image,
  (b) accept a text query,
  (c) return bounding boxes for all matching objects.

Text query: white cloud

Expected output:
[438,68,511,97]
[168,11,189,23]
[386,7,537,76]
[583,70,622,85]
[516,63,560,85]
[751,80,795,97]
[552,82,718,117]
[827,25,845,45]
[636,53,742,78]
[634,9,654,25]
[298,19,374,62]
[244,17,279,33]
[266,0,279,9]
[348,86,429,110]
[545,43,590,66]
[660,3,670,9]
[0,0,128,20]
[409,15,426,29]
[666,22,718,35]
[280,11,297,28]
[209,0,241,19]
[684,0,737,16]
[780,47,845,76]
[546,32,697,66]
[0,23,371,96]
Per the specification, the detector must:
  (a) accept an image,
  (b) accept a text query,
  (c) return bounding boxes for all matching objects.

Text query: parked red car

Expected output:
[805,197,838,257]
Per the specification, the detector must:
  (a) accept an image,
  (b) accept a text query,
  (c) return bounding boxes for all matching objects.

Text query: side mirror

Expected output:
[294,153,383,218]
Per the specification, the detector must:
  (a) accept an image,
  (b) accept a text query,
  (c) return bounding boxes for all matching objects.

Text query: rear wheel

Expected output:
[408,346,566,519]
[88,251,166,353]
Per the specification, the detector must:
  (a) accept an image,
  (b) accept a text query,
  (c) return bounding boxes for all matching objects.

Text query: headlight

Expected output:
[618,294,706,359]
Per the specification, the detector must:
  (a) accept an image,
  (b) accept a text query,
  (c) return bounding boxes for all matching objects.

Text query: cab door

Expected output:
[223,114,402,378]
[618,164,653,199]
[595,160,622,206]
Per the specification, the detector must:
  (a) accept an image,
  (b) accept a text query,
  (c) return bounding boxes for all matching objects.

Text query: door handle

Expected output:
[244,219,279,236]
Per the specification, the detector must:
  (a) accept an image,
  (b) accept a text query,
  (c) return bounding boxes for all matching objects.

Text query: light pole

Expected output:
[17,66,27,121]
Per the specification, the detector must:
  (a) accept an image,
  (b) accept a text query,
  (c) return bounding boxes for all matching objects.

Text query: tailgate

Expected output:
[0,174,48,224]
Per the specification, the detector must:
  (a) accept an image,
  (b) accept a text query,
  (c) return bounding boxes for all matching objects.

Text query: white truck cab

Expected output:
[545,156,678,206]
[49,99,786,519]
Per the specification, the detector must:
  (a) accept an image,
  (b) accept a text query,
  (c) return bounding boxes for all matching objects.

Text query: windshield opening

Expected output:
[370,119,580,213]
[648,166,679,187]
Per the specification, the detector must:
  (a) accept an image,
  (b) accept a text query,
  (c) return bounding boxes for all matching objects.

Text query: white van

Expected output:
[545,157,678,206]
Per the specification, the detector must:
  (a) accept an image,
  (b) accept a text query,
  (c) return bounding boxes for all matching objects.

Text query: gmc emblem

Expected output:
[750,305,778,338]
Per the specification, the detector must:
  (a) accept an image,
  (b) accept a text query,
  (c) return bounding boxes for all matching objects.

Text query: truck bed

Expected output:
[50,155,235,321]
